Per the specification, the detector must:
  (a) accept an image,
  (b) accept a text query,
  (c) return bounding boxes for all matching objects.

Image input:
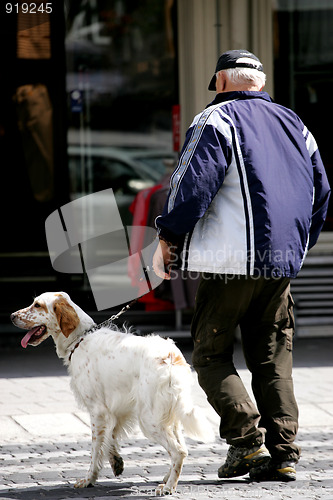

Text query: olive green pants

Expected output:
[191,274,301,463]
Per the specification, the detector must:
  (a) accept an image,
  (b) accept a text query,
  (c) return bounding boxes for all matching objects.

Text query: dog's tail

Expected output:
[179,405,215,443]
[150,338,215,442]
[166,354,215,442]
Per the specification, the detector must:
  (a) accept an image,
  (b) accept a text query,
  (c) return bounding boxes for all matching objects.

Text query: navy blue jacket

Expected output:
[156,91,331,278]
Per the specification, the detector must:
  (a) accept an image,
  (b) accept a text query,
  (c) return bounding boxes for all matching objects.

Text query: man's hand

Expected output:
[152,239,172,280]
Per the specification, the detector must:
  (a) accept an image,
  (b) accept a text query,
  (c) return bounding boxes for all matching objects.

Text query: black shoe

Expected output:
[218,444,270,478]
[249,458,296,482]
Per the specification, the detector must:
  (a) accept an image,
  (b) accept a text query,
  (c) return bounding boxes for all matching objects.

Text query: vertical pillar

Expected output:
[216,0,274,95]
[249,0,274,96]
[177,0,218,141]
[177,0,274,143]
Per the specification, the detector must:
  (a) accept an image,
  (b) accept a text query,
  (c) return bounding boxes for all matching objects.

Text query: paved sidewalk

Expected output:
[0,337,333,499]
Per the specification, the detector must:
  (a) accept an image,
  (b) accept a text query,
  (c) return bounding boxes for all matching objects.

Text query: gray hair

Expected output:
[218,67,266,89]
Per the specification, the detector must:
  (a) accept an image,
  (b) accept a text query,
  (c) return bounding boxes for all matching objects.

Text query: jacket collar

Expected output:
[207,91,272,108]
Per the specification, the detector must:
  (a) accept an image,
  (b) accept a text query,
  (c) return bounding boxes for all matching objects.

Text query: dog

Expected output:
[11,292,214,494]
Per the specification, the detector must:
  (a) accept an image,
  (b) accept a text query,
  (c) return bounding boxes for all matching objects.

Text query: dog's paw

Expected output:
[156,483,174,495]
[74,477,95,488]
[110,454,124,476]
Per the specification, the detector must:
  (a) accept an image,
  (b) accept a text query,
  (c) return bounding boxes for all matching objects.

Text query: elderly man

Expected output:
[153,49,330,481]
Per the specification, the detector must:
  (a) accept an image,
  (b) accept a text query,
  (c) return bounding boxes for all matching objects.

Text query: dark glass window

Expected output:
[274,1,333,229]
[65,0,177,133]
[65,0,178,224]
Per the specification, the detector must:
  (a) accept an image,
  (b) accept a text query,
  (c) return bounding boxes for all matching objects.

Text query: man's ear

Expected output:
[53,297,80,338]
[221,73,227,91]
[216,71,227,93]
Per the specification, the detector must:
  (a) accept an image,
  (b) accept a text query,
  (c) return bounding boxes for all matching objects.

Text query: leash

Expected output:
[90,264,153,330]
[100,264,155,325]
[110,297,140,322]
[68,298,139,362]
[68,263,171,362]
[104,262,172,324]
[86,296,141,336]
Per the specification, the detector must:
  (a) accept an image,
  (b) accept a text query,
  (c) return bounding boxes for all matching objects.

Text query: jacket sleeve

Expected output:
[156,114,232,244]
[308,147,331,249]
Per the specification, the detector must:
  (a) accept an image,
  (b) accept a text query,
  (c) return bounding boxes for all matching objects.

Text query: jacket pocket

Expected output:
[192,321,232,366]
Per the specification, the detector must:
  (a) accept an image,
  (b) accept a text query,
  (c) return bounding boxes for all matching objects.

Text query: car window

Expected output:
[92,158,135,193]
[134,156,169,176]
[68,155,151,195]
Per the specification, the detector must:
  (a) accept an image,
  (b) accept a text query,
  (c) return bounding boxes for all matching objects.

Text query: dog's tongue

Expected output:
[21,327,40,348]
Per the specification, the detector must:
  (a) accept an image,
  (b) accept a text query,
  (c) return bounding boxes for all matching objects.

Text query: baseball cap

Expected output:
[208,49,264,91]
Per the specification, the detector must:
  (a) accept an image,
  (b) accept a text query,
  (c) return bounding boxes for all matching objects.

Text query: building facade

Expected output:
[0,0,332,335]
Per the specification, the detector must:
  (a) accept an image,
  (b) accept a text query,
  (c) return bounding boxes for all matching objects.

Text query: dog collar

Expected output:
[68,337,85,362]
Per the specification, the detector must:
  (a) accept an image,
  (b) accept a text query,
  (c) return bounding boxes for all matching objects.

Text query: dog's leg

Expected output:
[173,422,187,454]
[74,413,106,488]
[162,423,188,495]
[155,430,187,495]
[108,446,124,477]
[107,423,124,477]
[162,457,171,487]
[161,422,188,487]
[139,417,188,495]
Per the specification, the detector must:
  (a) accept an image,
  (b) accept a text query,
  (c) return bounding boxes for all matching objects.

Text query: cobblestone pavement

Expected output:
[0,336,333,500]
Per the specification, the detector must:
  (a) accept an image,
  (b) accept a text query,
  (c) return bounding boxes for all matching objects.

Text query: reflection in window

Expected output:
[65,0,177,133]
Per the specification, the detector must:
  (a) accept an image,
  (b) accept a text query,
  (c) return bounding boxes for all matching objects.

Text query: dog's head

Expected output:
[11,292,82,348]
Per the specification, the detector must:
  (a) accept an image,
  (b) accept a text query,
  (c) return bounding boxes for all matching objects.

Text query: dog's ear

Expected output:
[53,297,80,337]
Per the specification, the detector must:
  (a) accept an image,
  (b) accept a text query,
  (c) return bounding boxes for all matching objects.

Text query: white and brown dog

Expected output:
[11,291,214,494]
